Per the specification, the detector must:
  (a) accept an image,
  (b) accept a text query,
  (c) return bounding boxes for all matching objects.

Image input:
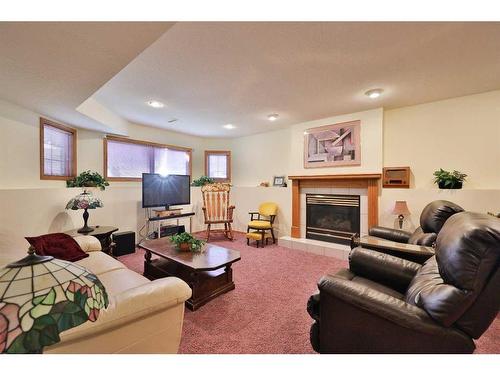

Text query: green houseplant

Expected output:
[433,169,467,189]
[191,175,215,187]
[170,232,206,252]
[66,170,110,190]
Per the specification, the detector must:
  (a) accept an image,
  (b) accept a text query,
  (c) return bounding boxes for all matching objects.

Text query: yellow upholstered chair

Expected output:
[201,183,235,241]
[246,202,278,247]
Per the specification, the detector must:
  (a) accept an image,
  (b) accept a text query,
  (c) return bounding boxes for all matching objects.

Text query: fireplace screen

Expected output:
[306,194,360,245]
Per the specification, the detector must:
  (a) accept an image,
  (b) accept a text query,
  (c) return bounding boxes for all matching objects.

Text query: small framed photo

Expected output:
[273,176,286,187]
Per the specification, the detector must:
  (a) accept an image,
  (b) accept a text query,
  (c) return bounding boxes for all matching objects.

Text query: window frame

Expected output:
[39,117,77,180]
[103,135,193,182]
[204,150,231,182]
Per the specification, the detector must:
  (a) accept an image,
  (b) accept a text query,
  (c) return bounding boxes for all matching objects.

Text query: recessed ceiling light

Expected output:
[223,124,235,129]
[147,100,165,108]
[267,113,279,121]
[365,89,383,99]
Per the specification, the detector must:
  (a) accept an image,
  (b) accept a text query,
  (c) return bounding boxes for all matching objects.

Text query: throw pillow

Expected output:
[25,233,89,262]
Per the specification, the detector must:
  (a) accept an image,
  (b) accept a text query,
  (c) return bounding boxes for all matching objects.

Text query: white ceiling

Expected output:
[2,22,500,138]
[92,22,500,138]
[0,22,172,133]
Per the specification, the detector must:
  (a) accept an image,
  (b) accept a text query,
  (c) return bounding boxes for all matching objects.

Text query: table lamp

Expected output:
[0,246,108,353]
[66,190,103,233]
[392,200,410,229]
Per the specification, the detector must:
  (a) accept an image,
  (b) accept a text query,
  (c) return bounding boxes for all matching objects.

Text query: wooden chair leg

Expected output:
[270,228,276,244]
[206,224,211,242]
[224,223,228,238]
[228,223,234,241]
[261,231,265,248]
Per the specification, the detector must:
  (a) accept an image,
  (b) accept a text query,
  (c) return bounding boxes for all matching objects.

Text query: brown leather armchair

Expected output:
[368,200,464,246]
[308,211,500,353]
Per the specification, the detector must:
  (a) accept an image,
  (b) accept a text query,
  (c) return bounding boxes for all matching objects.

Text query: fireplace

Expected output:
[306,194,360,245]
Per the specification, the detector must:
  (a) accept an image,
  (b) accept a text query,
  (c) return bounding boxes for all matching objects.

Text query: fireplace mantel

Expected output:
[288,173,381,238]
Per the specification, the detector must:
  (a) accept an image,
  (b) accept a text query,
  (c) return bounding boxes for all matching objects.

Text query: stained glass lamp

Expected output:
[65,190,103,233]
[0,247,108,353]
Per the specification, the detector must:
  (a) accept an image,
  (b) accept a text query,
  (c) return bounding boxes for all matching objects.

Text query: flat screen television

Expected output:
[142,173,190,209]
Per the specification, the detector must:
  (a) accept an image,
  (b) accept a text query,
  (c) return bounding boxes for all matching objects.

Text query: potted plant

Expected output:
[191,176,215,187]
[433,169,467,189]
[67,170,110,190]
[170,232,206,252]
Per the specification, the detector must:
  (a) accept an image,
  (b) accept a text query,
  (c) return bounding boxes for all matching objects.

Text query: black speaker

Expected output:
[112,231,136,256]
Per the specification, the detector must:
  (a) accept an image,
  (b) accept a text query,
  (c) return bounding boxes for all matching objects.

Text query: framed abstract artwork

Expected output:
[304,120,361,168]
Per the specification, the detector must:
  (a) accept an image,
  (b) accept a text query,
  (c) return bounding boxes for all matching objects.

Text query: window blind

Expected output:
[106,138,190,179]
[207,154,228,179]
[43,125,73,176]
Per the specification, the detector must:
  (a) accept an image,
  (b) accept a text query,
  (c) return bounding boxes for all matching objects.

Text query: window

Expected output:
[40,118,76,180]
[205,150,231,182]
[104,136,192,181]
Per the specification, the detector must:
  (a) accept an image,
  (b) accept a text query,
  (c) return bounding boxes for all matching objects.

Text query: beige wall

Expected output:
[224,128,292,187]
[0,99,209,252]
[216,108,383,187]
[289,108,384,176]
[0,99,206,189]
[1,89,500,250]
[384,90,500,189]
[378,90,500,229]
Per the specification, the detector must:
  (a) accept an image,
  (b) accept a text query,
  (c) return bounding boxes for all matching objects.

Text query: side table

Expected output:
[65,226,118,255]
[351,234,435,264]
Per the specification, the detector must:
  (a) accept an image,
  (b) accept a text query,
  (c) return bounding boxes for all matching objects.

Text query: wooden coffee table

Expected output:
[138,237,241,310]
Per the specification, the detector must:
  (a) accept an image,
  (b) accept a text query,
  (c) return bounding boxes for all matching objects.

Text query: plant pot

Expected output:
[178,242,191,251]
[438,181,462,189]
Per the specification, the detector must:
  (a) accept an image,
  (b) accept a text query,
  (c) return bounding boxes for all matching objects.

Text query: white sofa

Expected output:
[0,236,192,354]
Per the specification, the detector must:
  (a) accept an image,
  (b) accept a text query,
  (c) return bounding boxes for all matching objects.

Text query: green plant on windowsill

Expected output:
[191,175,215,186]
[66,170,110,190]
[433,169,467,189]
[170,232,206,253]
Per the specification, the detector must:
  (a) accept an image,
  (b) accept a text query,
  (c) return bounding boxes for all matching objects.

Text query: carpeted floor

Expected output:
[119,233,499,354]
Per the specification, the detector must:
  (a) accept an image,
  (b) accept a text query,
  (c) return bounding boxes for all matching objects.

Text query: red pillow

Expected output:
[25,233,89,262]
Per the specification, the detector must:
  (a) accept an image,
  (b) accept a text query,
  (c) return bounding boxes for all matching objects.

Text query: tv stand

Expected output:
[146,211,195,239]
[153,207,183,217]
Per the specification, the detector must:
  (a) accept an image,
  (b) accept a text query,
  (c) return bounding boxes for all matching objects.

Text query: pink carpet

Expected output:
[119,233,499,354]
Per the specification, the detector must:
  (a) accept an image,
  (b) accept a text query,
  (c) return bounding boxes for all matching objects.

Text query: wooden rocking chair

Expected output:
[201,183,235,241]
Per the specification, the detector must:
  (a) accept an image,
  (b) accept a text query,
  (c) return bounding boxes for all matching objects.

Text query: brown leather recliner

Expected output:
[368,200,464,246]
[307,211,500,353]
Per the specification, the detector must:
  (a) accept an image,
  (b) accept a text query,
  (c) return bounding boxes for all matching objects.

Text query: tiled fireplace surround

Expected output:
[279,174,381,261]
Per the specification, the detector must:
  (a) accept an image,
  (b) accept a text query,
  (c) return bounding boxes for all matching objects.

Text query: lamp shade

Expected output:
[0,247,108,353]
[391,201,410,216]
[65,190,103,211]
